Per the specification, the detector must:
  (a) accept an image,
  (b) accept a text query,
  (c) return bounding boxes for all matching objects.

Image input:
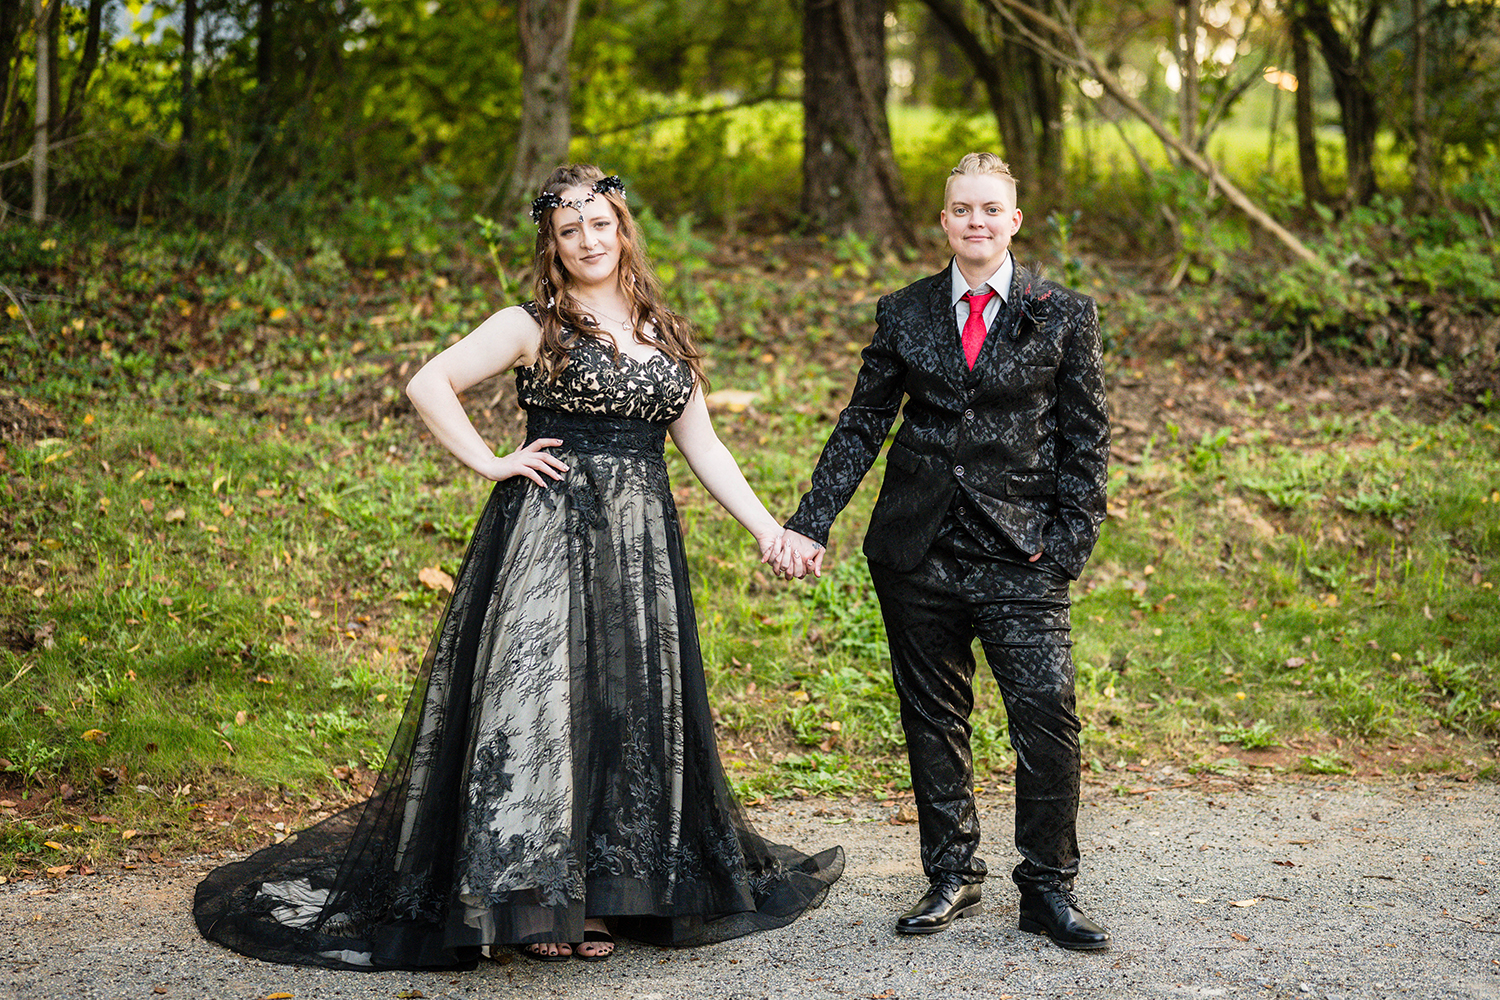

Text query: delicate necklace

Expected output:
[575,300,634,330]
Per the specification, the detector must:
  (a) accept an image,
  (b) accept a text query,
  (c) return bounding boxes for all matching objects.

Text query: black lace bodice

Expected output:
[515,309,695,425]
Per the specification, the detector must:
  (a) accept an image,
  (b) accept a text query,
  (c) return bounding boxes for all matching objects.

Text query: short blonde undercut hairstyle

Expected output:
[945,152,1018,202]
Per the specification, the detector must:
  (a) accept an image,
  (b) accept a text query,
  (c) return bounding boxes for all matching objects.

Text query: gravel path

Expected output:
[3,777,1498,1000]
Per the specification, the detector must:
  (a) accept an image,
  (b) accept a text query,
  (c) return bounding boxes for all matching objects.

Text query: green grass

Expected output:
[3,227,1499,874]
[0,407,476,793]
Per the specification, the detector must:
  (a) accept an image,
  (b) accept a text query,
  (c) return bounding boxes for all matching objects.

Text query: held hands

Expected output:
[762,528,825,581]
[482,438,569,486]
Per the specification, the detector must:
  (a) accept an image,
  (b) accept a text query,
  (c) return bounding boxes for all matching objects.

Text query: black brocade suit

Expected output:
[785,260,1109,891]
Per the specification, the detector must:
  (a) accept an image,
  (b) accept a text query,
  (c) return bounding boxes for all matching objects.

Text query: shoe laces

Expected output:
[1028,885,1080,909]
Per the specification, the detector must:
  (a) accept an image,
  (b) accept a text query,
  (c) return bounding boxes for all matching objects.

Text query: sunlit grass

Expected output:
[3,229,1498,875]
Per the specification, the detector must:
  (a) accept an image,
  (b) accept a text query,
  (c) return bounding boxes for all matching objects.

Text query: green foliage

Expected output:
[1216,720,1279,749]
[1250,195,1500,363]
[1299,753,1353,775]
[589,101,804,230]
[339,169,465,266]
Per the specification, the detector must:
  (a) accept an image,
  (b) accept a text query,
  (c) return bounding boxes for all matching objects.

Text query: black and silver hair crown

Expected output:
[530,175,626,225]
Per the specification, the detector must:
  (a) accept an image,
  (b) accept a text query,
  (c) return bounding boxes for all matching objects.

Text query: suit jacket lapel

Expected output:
[924,265,969,383]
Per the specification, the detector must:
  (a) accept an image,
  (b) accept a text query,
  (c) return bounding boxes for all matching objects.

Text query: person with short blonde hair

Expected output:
[776,151,1111,951]
[944,151,1018,201]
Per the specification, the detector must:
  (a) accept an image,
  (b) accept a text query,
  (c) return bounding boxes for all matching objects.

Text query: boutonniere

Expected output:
[1015,284,1055,337]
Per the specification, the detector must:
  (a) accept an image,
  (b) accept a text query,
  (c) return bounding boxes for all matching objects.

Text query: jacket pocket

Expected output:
[963,486,1048,555]
[1005,470,1056,498]
[885,440,921,475]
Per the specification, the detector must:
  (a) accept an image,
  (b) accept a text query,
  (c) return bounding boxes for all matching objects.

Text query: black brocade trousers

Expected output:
[867,519,1082,893]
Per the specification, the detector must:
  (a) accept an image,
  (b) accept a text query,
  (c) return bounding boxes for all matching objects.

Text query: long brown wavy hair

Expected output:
[529,164,707,388]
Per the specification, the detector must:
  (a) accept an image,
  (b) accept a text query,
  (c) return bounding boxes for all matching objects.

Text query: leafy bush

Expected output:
[1247,195,1500,363]
[339,168,464,266]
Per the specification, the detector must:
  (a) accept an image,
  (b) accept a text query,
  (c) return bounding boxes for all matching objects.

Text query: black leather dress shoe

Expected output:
[895,881,982,935]
[1018,886,1110,950]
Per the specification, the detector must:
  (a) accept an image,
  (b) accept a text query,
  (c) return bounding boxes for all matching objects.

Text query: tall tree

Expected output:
[504,0,582,209]
[177,0,198,192]
[59,0,103,140]
[0,0,20,148]
[919,0,1065,205]
[252,0,272,146]
[30,0,58,222]
[179,0,197,147]
[1288,15,1328,205]
[1175,0,1200,149]
[801,0,911,244]
[1408,0,1431,203]
[1289,0,1385,204]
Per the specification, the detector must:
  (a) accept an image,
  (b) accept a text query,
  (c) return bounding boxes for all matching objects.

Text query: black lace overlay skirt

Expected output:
[192,411,844,970]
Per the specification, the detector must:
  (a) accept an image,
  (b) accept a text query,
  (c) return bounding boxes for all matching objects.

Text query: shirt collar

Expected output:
[949,253,1013,307]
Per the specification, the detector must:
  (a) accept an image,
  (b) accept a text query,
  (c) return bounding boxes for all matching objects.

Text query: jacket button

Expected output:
[955,465,965,477]
[964,409,975,420]
[956,506,967,515]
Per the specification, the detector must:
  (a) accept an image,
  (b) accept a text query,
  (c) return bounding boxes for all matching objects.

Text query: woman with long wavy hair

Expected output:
[192,164,843,970]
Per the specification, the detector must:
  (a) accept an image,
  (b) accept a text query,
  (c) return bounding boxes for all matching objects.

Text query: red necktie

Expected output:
[961,289,996,370]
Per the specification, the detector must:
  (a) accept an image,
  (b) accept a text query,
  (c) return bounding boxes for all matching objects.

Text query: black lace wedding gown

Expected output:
[193,324,845,970]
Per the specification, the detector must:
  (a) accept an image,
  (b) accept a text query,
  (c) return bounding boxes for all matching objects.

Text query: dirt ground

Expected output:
[3,775,1498,1000]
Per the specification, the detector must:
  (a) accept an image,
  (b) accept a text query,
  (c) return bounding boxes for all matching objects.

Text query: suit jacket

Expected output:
[785,261,1110,580]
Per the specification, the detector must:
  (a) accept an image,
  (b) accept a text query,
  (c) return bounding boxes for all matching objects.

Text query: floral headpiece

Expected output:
[530,175,627,225]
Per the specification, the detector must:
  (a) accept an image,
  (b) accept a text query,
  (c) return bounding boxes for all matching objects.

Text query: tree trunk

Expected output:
[922,0,1030,174]
[1293,0,1384,204]
[31,0,56,223]
[801,0,911,244]
[1289,17,1328,204]
[59,0,103,140]
[0,0,19,140]
[180,0,196,145]
[503,0,582,209]
[1410,0,1432,204]
[1023,31,1064,202]
[1178,0,1200,149]
[178,0,197,192]
[41,0,54,137]
[253,0,273,145]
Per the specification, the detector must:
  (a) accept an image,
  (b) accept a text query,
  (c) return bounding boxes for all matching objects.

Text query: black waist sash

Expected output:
[524,408,668,458]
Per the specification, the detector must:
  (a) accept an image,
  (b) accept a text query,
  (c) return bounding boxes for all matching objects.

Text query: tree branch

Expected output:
[977,0,1323,266]
[577,91,795,139]
[1,282,37,338]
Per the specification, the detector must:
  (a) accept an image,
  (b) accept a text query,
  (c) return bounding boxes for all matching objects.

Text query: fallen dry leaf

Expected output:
[705,388,759,413]
[81,728,107,745]
[1229,898,1259,907]
[33,620,57,649]
[418,566,454,593]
